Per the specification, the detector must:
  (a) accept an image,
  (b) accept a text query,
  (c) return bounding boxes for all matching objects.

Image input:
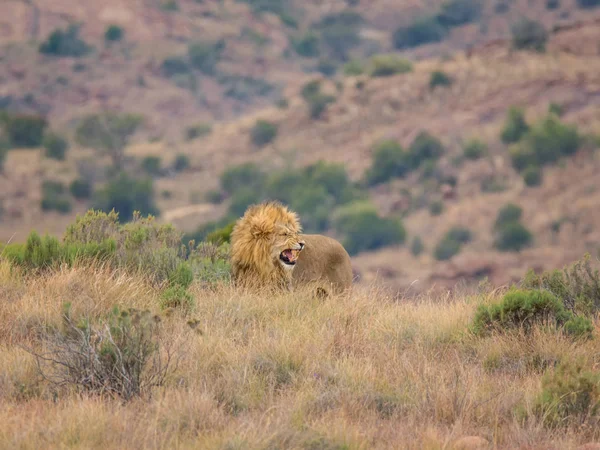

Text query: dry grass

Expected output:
[1,261,599,449]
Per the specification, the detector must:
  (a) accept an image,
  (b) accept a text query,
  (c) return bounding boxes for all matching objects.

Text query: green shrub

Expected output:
[160,285,194,311]
[577,0,600,8]
[511,18,547,52]
[436,0,482,27]
[521,254,600,316]
[368,55,412,77]
[366,139,410,185]
[434,227,472,261]
[301,80,322,100]
[228,190,263,217]
[315,11,363,61]
[429,70,453,89]
[188,40,224,74]
[471,289,591,337]
[205,221,235,244]
[43,132,69,160]
[317,59,337,77]
[141,156,162,176]
[534,360,600,427]
[69,179,92,199]
[523,166,542,186]
[546,0,561,9]
[173,154,190,172]
[494,203,523,229]
[185,123,212,140]
[408,131,444,167]
[463,139,487,160]
[501,106,529,144]
[393,16,448,49]
[333,202,406,255]
[411,236,424,256]
[92,173,159,222]
[343,59,364,76]
[429,200,444,216]
[291,31,320,57]
[2,114,48,148]
[250,120,278,147]
[39,24,92,57]
[161,57,190,77]
[494,222,533,251]
[548,102,564,116]
[41,180,72,214]
[161,0,178,11]
[307,93,336,119]
[104,25,124,42]
[446,226,472,244]
[220,162,265,194]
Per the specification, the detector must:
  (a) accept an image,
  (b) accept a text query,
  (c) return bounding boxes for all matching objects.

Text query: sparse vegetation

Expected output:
[463,139,487,160]
[577,0,600,8]
[369,55,412,77]
[434,226,472,260]
[188,40,225,74]
[343,59,364,76]
[250,120,278,147]
[393,16,448,49]
[437,0,482,27]
[185,123,212,140]
[173,153,190,172]
[92,173,159,222]
[2,114,48,148]
[43,132,69,160]
[523,165,542,186]
[429,70,453,89]
[291,31,320,57]
[511,18,548,52]
[69,178,92,200]
[104,25,124,42]
[141,156,162,177]
[41,180,72,214]
[410,236,425,256]
[366,139,409,185]
[39,24,92,57]
[501,106,530,144]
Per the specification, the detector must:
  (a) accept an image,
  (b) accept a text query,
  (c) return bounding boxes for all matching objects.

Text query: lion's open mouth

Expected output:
[279,249,300,266]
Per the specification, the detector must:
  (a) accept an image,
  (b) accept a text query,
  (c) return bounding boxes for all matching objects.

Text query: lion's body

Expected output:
[292,234,353,295]
[230,202,353,295]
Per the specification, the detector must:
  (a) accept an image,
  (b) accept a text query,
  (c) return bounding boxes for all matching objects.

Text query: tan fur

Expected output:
[292,234,354,295]
[230,202,354,295]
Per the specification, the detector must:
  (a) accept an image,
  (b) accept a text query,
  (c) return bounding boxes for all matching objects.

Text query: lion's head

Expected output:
[230,201,305,290]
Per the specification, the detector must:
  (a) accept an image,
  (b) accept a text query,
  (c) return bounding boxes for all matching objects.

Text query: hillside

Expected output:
[1,0,600,294]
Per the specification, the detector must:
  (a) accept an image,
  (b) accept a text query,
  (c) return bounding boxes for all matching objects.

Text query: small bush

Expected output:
[24,305,175,401]
[2,114,48,148]
[429,200,444,216]
[494,222,533,252]
[141,156,162,177]
[523,166,542,186]
[185,123,212,140]
[366,140,409,185]
[411,236,424,256]
[511,18,547,52]
[104,25,124,42]
[369,55,412,77]
[437,0,482,27]
[317,59,337,77]
[250,120,278,147]
[188,40,224,74]
[316,11,363,61]
[534,360,600,428]
[393,16,448,49]
[69,179,92,199]
[494,203,523,229]
[408,131,444,167]
[160,285,194,311]
[92,173,159,222]
[291,32,320,57]
[308,93,336,119]
[344,59,364,76]
[546,0,561,9]
[173,154,190,172]
[43,132,69,160]
[521,254,600,316]
[434,227,472,261]
[333,202,406,255]
[205,222,235,245]
[161,57,190,77]
[548,102,564,116]
[39,24,92,57]
[576,0,600,8]
[429,70,453,89]
[501,106,529,144]
[220,162,265,194]
[471,289,588,336]
[41,180,72,214]
[463,139,487,160]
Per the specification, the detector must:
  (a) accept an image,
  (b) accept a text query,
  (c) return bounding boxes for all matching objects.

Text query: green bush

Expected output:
[220,162,265,194]
[472,289,592,337]
[494,222,533,251]
[228,190,263,217]
[436,0,482,27]
[41,180,72,214]
[315,11,363,61]
[429,70,453,89]
[161,57,190,77]
[521,254,600,316]
[185,123,212,140]
[365,139,410,185]
[307,93,336,119]
[104,25,124,42]
[343,59,364,76]
[291,31,320,57]
[317,59,337,77]
[501,106,529,144]
[511,18,547,52]
[576,0,600,8]
[43,132,69,160]
[188,40,224,74]
[70,179,92,199]
[411,236,424,256]
[160,285,194,311]
[546,0,560,9]
[523,166,542,186]
[368,55,412,77]
[548,102,564,116]
[39,24,92,57]
[205,221,235,244]
[173,154,190,172]
[2,114,48,148]
[494,203,523,229]
[463,139,487,160]
[250,120,278,147]
[534,360,600,427]
[333,202,406,255]
[141,156,162,176]
[408,131,444,167]
[161,0,179,11]
[393,16,448,49]
[434,227,472,261]
[92,173,159,222]
[429,200,444,216]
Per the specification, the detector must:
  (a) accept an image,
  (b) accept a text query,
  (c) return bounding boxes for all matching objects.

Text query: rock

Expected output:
[452,436,489,450]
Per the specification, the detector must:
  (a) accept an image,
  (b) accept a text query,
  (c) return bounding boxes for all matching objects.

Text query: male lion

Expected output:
[230,201,353,295]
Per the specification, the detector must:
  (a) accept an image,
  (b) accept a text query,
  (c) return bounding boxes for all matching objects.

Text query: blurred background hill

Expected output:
[1,0,600,293]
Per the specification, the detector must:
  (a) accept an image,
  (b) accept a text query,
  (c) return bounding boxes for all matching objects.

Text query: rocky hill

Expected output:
[1,0,600,293]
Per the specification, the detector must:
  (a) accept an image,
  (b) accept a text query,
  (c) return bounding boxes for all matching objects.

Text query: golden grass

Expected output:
[0,264,599,449]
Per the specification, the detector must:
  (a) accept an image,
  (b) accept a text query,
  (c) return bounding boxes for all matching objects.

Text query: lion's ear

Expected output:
[250,217,274,238]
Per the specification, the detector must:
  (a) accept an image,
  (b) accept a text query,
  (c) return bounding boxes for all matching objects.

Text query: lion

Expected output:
[230,201,353,295]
